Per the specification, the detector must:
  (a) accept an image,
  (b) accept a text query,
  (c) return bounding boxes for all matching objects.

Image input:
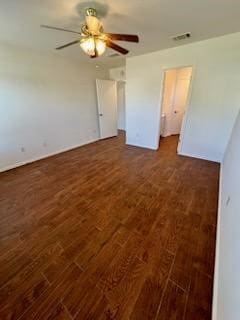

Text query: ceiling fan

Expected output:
[41,8,139,58]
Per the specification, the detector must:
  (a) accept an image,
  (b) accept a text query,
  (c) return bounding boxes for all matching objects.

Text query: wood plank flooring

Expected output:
[0,132,219,320]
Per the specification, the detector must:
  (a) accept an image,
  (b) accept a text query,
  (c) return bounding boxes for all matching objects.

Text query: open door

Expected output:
[96,79,117,139]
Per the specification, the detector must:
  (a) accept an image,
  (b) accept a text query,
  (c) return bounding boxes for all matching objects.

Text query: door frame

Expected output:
[157,65,196,154]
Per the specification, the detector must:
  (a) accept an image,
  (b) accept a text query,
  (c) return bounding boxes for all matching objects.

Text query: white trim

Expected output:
[126,140,158,150]
[178,150,221,163]
[212,164,223,320]
[0,138,99,173]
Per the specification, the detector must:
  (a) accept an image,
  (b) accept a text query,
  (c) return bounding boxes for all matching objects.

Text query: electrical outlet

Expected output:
[20,147,25,153]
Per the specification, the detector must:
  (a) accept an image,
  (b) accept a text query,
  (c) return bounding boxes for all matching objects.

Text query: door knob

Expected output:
[174,110,178,114]
[99,113,103,116]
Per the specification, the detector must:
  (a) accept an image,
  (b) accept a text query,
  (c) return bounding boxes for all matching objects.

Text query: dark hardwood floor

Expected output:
[0,132,219,320]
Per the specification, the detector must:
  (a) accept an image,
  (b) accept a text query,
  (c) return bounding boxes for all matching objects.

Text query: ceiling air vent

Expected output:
[172,32,191,41]
[108,53,120,58]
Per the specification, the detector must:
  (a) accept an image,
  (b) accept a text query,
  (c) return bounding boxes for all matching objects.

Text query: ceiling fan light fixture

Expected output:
[41,7,139,57]
[80,37,106,57]
[95,38,106,56]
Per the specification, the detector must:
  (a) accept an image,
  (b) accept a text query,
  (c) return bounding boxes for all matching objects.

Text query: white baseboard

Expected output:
[212,164,223,320]
[0,138,99,173]
[126,140,158,150]
[178,150,221,163]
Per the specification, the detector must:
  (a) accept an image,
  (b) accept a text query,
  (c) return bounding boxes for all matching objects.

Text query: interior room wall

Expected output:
[213,110,240,320]
[110,67,126,130]
[109,67,126,82]
[125,32,240,162]
[0,43,108,172]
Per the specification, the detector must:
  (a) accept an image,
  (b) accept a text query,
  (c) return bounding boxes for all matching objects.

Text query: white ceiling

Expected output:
[0,0,240,67]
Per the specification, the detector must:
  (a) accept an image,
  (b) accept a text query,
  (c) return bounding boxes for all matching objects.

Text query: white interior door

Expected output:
[170,70,191,135]
[117,81,126,130]
[96,79,117,139]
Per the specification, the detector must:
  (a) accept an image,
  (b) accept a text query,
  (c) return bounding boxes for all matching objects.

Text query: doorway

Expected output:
[160,66,193,152]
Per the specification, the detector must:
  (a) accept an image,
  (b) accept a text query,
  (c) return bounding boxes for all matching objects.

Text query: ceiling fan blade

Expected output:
[41,25,81,35]
[105,33,139,43]
[106,40,129,55]
[56,40,80,50]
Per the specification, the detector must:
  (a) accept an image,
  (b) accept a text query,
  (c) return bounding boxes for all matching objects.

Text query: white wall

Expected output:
[126,32,240,161]
[110,67,126,130]
[213,111,240,320]
[0,43,108,172]
[109,67,126,82]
